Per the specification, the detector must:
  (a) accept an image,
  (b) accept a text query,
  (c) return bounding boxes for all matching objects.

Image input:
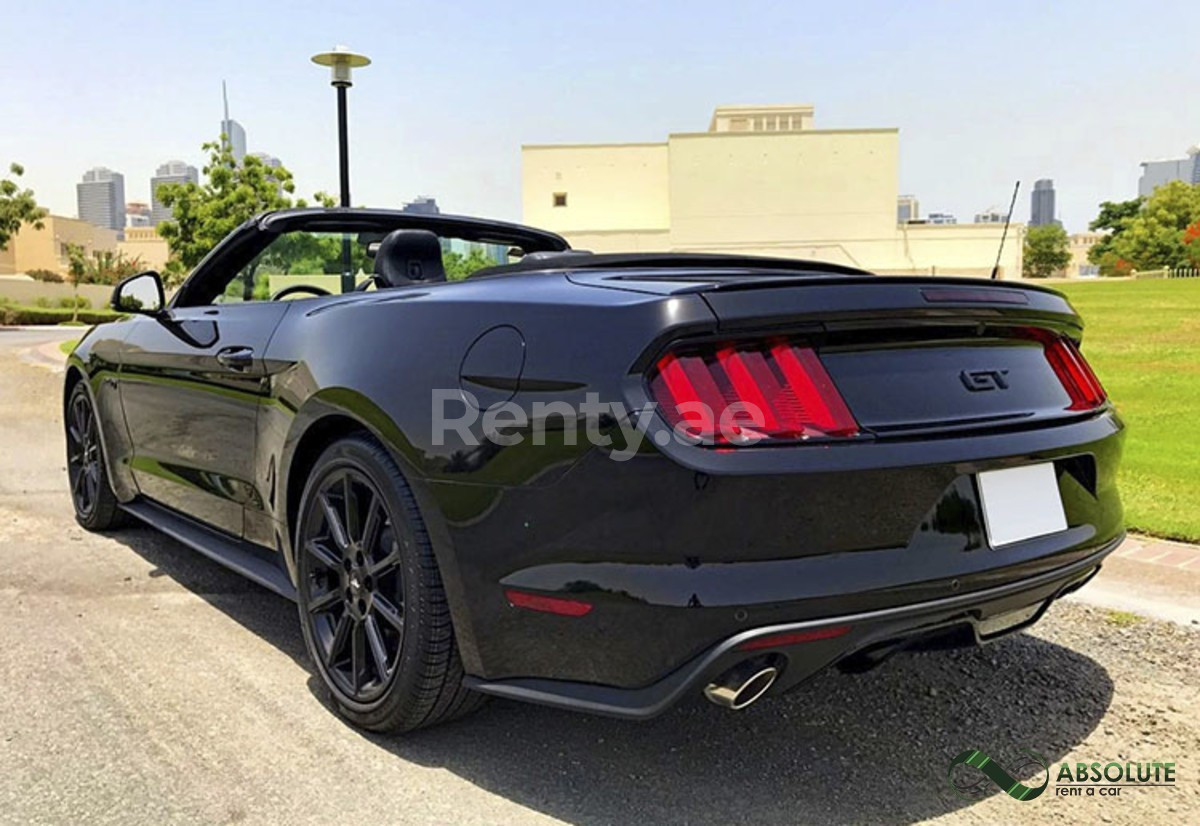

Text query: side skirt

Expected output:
[121,499,297,601]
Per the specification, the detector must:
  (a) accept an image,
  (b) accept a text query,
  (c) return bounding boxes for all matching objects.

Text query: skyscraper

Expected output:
[150,160,199,225]
[1138,146,1200,197]
[1030,178,1056,227]
[220,81,247,163]
[76,167,126,235]
[897,194,919,223]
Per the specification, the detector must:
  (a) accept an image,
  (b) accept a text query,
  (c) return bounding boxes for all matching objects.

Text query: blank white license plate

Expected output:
[977,463,1067,548]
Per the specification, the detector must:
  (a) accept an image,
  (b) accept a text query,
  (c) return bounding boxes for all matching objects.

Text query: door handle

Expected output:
[216,346,255,370]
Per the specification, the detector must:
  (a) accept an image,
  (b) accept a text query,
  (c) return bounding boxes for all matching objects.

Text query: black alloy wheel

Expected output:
[65,382,123,530]
[295,435,484,732]
[300,466,405,703]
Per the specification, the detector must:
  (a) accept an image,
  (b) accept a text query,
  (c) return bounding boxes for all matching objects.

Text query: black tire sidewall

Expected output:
[67,382,121,531]
[295,437,435,723]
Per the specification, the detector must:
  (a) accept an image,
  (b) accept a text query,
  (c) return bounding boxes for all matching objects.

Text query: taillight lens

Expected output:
[1025,330,1107,411]
[648,340,858,445]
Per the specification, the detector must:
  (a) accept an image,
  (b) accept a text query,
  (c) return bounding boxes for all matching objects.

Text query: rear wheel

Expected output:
[65,382,124,531]
[295,435,484,733]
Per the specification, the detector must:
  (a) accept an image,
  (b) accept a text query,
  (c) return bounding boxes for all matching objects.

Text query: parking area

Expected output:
[1,328,1197,825]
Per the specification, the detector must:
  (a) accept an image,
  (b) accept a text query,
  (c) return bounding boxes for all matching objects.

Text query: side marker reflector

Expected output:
[737,625,852,651]
[504,588,594,617]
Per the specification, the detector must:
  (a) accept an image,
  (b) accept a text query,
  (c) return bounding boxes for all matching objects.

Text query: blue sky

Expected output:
[2,0,1195,232]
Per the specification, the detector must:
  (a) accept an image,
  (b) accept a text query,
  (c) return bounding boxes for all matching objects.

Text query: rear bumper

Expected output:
[464,534,1121,719]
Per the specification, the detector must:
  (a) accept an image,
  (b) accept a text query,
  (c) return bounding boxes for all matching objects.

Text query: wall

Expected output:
[0,278,115,306]
[554,222,1023,279]
[667,129,900,249]
[522,143,670,233]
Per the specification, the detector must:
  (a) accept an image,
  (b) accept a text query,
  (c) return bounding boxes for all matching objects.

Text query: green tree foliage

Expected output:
[443,249,495,281]
[1087,197,1143,276]
[0,163,48,252]
[1022,224,1071,279]
[64,243,88,323]
[1100,182,1200,272]
[156,137,313,289]
[86,250,144,285]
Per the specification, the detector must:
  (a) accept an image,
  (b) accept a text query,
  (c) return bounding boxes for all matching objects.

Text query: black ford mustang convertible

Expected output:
[64,208,1123,732]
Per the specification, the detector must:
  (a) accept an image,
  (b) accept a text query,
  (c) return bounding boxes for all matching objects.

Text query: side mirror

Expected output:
[112,271,165,315]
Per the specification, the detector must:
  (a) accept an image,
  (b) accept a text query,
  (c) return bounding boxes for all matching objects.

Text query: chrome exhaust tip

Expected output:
[703,660,779,710]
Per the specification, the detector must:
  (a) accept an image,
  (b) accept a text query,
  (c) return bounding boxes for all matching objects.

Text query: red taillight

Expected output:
[649,340,858,445]
[737,625,852,651]
[1025,330,1107,411]
[504,589,593,617]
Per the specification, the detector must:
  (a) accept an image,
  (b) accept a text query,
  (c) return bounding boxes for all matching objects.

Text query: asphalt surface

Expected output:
[1,327,1197,825]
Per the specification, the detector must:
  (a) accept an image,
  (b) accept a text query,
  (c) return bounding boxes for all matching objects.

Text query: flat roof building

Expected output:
[522,105,1024,278]
[1138,148,1200,197]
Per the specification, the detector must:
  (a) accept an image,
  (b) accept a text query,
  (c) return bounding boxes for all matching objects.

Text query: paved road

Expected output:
[0,330,1196,825]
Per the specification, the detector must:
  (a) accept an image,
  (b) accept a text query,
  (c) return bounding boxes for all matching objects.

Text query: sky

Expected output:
[2,0,1196,233]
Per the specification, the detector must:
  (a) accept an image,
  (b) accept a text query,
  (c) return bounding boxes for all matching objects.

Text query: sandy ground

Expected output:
[0,327,1196,825]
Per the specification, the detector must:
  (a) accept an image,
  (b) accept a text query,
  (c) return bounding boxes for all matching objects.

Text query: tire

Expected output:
[295,435,485,733]
[65,382,125,531]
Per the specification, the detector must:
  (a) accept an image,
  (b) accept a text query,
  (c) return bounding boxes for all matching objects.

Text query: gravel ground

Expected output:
[0,329,1196,825]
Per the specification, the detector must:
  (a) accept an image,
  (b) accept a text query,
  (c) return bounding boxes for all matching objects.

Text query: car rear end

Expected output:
[463,271,1123,717]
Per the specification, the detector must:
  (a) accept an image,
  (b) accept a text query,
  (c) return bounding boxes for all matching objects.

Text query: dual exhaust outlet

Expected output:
[703,658,779,710]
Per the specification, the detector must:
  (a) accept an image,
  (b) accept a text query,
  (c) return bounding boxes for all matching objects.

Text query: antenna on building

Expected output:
[990,180,1020,280]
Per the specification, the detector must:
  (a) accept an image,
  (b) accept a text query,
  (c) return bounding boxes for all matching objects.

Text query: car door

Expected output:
[117,301,291,538]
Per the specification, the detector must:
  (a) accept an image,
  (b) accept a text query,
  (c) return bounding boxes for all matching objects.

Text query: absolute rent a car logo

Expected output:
[948,747,1178,802]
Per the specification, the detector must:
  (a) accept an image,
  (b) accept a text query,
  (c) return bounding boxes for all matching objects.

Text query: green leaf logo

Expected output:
[948,748,1049,801]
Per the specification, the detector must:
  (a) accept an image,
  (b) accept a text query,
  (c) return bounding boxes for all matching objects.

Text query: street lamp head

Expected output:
[311,45,371,87]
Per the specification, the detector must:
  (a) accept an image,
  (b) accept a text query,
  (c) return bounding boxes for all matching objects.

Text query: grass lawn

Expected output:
[1055,279,1200,543]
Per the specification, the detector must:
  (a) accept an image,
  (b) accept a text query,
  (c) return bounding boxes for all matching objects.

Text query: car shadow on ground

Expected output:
[112,526,1113,825]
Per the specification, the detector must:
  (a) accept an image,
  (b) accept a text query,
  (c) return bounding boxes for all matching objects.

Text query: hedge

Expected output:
[0,305,126,326]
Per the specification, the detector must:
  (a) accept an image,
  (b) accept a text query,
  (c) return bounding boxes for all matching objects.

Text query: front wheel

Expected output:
[295,435,484,733]
[65,382,124,531]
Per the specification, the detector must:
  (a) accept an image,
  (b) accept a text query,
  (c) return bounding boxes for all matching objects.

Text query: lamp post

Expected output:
[311,45,371,292]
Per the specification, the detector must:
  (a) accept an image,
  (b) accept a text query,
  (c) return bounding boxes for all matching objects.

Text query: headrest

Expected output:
[373,229,446,287]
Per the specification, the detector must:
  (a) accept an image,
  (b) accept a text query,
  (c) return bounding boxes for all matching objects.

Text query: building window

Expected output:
[553,192,568,208]
[730,118,749,132]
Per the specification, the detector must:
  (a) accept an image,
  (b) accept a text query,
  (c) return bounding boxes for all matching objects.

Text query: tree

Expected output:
[443,248,496,281]
[156,138,322,293]
[1086,196,1143,271]
[64,243,88,323]
[1022,224,1071,279]
[0,163,48,252]
[1101,181,1200,272]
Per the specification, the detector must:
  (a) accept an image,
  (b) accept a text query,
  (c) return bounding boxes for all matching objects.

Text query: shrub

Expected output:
[34,296,51,308]
[26,268,64,283]
[57,296,92,309]
[0,305,125,326]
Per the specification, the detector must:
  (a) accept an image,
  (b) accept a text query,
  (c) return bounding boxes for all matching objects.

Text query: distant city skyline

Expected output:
[5,1,1198,233]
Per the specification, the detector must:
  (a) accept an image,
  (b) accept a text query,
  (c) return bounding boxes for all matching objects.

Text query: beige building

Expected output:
[1063,232,1103,278]
[522,104,1024,279]
[0,215,119,276]
[118,226,171,272]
